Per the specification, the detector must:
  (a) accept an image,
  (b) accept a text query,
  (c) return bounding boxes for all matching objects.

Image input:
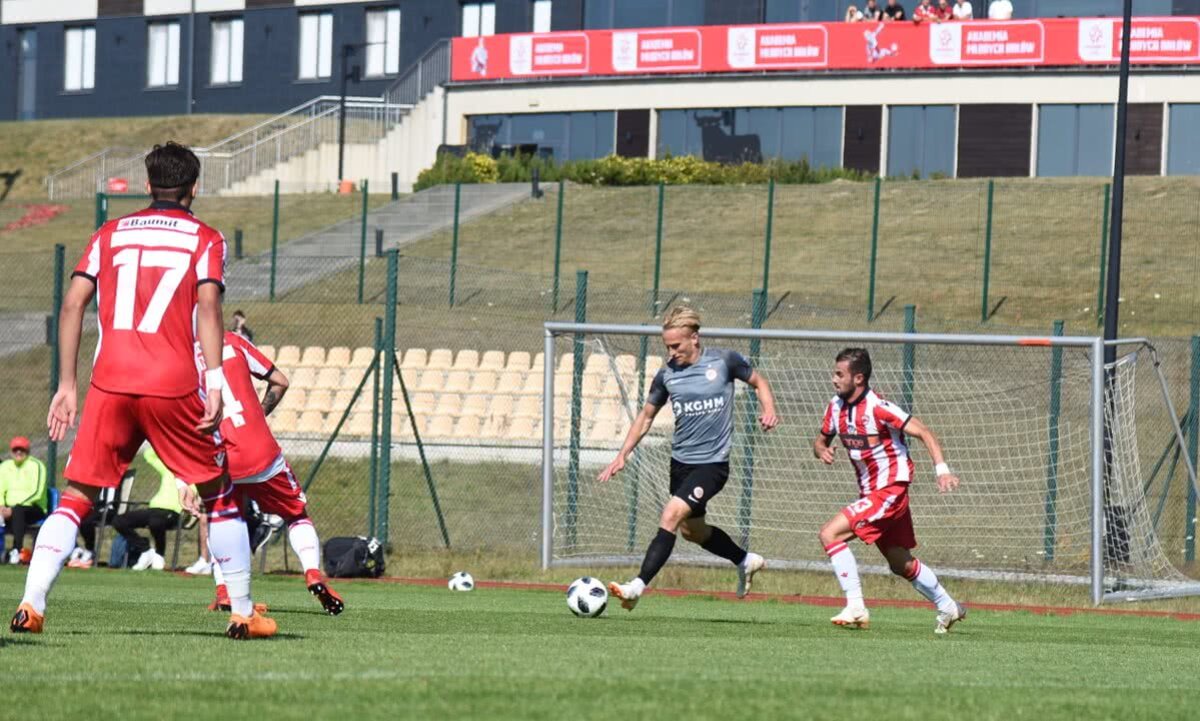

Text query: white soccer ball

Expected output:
[566,576,608,618]
[448,571,475,592]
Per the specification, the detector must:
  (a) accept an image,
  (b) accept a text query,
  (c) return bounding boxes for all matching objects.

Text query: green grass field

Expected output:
[3,566,1198,720]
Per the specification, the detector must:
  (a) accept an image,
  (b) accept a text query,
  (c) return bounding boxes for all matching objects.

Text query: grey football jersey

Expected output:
[647,347,753,464]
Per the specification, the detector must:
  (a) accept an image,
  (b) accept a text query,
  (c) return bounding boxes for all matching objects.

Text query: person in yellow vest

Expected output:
[111,446,191,571]
[0,436,49,564]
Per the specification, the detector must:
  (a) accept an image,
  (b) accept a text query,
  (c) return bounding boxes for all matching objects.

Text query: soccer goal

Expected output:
[539,323,1200,605]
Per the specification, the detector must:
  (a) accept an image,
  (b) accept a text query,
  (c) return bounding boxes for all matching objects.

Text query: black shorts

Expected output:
[669,459,730,517]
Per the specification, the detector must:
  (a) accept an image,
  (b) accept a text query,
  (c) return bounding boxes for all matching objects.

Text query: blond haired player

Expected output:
[814,347,966,633]
[599,307,778,609]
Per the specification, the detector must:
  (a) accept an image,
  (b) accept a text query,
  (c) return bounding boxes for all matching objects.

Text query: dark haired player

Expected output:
[11,142,274,639]
[814,347,966,633]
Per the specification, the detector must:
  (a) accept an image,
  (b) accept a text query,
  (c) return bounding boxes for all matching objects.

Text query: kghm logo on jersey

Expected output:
[672,396,726,417]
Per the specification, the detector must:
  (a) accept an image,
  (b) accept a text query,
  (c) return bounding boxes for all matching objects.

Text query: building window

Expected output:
[467,112,615,161]
[462,2,496,38]
[64,25,96,92]
[299,12,333,80]
[585,0,703,30]
[147,21,181,88]
[210,17,244,85]
[657,107,842,167]
[532,0,552,32]
[365,7,401,77]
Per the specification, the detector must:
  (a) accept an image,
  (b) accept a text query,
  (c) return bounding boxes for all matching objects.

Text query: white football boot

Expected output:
[830,606,871,629]
[934,602,967,635]
[184,557,213,575]
[607,580,643,611]
[131,549,157,571]
[737,552,766,598]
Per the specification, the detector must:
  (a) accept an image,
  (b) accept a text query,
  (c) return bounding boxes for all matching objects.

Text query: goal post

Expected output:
[541,323,1200,605]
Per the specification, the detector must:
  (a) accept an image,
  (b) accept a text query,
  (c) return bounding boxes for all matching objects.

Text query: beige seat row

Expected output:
[268,409,629,444]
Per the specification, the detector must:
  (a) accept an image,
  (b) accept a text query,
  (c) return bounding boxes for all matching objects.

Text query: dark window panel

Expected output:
[958,104,1032,178]
[1124,103,1163,176]
[843,105,882,174]
[616,109,650,157]
[98,0,144,16]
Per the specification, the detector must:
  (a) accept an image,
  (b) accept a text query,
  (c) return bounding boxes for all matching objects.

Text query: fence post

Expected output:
[47,244,65,488]
[234,228,244,260]
[552,179,565,313]
[902,304,916,412]
[651,181,665,316]
[368,317,383,538]
[1096,183,1111,328]
[739,288,767,547]
[94,192,107,230]
[762,179,775,299]
[981,179,994,323]
[391,171,399,200]
[449,182,461,308]
[1187,335,1199,562]
[378,249,399,545]
[867,177,881,322]
[1044,320,1065,561]
[375,228,384,258]
[269,179,280,302]
[357,179,369,304]
[566,270,588,549]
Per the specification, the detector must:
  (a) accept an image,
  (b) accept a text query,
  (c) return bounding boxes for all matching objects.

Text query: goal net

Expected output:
[540,324,1200,604]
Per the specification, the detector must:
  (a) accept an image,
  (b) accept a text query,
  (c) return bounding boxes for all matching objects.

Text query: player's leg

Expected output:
[818,510,869,628]
[675,463,765,597]
[608,496,691,611]
[878,542,965,634]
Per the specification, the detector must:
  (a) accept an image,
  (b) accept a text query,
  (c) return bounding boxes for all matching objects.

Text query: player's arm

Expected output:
[745,371,779,431]
[904,416,959,492]
[47,275,96,441]
[813,432,837,464]
[195,282,225,434]
[597,402,662,482]
[260,367,289,416]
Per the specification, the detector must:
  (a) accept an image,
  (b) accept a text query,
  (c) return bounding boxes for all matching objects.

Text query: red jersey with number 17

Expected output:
[74,203,226,398]
[197,331,282,480]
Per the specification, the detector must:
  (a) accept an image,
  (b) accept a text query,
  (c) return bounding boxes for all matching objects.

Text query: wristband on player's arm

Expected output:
[205,367,226,392]
[935,462,951,477]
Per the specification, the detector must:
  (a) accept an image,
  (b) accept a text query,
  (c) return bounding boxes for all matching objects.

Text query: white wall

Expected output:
[2,0,96,24]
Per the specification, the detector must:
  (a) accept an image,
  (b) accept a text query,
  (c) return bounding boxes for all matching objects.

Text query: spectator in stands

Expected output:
[863,0,884,21]
[845,4,865,21]
[988,0,1013,19]
[913,0,937,23]
[231,309,254,343]
[935,0,955,20]
[883,0,907,21]
[953,0,974,20]
[0,437,48,564]
[111,446,188,571]
[67,502,118,569]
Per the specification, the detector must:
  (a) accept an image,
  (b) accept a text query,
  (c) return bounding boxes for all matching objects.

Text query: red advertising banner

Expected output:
[450,16,1200,82]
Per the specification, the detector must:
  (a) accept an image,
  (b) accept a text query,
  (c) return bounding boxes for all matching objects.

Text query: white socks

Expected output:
[824,541,864,609]
[287,519,321,572]
[907,559,957,614]
[207,516,254,617]
[210,544,226,586]
[20,510,81,614]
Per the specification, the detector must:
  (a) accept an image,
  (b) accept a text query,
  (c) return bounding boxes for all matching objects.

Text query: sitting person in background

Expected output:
[934,0,955,20]
[231,309,254,343]
[845,4,865,21]
[883,0,907,21]
[913,0,937,23]
[988,0,1013,19]
[952,0,973,20]
[111,446,191,570]
[863,0,884,20]
[67,502,117,569]
[0,437,48,564]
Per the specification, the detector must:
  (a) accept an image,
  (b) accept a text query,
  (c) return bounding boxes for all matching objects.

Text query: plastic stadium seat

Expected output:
[508,417,536,441]
[480,351,506,371]
[269,410,298,434]
[582,373,603,397]
[556,354,574,373]
[495,372,523,394]
[530,353,545,371]
[434,393,463,417]
[274,346,301,366]
[401,348,427,369]
[522,373,544,396]
[453,350,479,369]
[417,370,445,392]
[333,389,362,414]
[514,397,541,419]
[291,368,317,388]
[314,367,342,389]
[426,415,454,439]
[394,415,417,439]
[585,354,610,375]
[349,347,375,368]
[481,416,504,439]
[325,347,351,367]
[279,389,306,412]
[398,368,417,388]
[553,372,571,396]
[488,395,514,419]
[454,416,481,439]
[426,349,454,370]
[595,400,623,422]
[305,389,333,413]
[506,351,531,372]
[444,371,471,393]
[297,411,325,434]
[470,371,497,394]
[322,413,345,434]
[257,345,276,362]
[409,393,436,415]
[300,346,326,366]
[348,413,373,437]
[586,420,619,444]
[615,354,637,375]
[462,395,490,418]
[646,357,664,375]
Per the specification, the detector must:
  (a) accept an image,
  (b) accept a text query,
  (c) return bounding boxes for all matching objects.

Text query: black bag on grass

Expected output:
[324,536,385,578]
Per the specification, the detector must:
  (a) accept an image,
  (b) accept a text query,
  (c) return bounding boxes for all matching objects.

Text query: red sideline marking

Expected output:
[340,575,1200,622]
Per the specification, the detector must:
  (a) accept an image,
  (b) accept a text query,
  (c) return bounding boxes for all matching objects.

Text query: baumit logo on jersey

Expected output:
[672,395,726,417]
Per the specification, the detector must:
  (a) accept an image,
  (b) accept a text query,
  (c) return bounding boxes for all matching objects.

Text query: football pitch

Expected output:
[2,567,1198,720]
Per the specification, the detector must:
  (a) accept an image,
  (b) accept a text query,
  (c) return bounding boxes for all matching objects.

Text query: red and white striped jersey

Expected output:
[74,202,226,398]
[197,331,282,480]
[821,388,914,495]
